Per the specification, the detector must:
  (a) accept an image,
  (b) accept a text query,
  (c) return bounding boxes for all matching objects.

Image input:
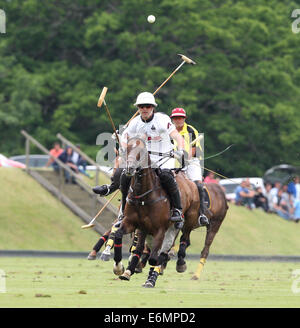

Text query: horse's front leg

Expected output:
[112,220,134,276]
[148,228,166,266]
[176,231,191,273]
[119,230,146,281]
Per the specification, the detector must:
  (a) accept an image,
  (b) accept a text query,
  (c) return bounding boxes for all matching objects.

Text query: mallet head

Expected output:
[178,54,196,65]
[97,87,108,108]
[81,224,95,229]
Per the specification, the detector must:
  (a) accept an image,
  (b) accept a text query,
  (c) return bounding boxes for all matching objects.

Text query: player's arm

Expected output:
[170,129,185,150]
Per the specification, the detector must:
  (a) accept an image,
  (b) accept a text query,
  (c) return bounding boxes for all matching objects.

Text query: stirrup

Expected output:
[198,214,209,226]
[170,209,183,222]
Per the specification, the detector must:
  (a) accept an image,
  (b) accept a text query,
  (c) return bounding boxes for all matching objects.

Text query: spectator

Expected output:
[253,187,269,212]
[58,146,79,183]
[235,179,256,209]
[204,172,218,184]
[288,176,300,201]
[270,181,281,199]
[265,182,276,213]
[292,197,300,223]
[272,187,292,220]
[45,142,64,171]
[71,144,91,178]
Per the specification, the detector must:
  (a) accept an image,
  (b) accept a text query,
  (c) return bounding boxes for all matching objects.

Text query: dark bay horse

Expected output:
[111,136,200,278]
[121,179,228,287]
[176,182,228,280]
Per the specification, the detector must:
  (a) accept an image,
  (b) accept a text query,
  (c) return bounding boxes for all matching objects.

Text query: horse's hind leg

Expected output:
[176,232,191,273]
[191,218,223,280]
[87,231,110,260]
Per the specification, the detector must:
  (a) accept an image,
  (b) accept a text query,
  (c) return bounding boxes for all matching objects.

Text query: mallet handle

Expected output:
[81,190,120,229]
[124,60,186,128]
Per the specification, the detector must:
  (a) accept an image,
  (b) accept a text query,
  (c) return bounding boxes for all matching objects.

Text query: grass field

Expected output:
[0,257,299,308]
[0,168,98,251]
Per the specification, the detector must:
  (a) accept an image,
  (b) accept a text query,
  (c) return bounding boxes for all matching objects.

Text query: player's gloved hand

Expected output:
[173,149,188,168]
[111,130,120,141]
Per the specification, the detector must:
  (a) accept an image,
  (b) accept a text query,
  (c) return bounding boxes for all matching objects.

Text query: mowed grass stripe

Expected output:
[0,257,299,308]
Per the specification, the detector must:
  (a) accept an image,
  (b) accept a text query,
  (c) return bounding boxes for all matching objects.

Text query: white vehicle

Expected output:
[219,177,266,202]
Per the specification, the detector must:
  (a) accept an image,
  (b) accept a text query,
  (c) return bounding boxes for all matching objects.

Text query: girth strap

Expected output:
[127,195,167,206]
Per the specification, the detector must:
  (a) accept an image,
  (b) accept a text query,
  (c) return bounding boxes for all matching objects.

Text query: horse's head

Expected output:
[124,136,149,176]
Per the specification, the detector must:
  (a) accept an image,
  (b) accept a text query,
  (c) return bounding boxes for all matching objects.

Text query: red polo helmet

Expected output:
[170,107,187,118]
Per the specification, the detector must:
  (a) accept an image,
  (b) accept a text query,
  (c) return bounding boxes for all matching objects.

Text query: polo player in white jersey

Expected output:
[119,92,187,228]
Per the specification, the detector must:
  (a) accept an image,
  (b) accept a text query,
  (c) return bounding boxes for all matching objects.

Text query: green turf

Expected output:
[0,257,299,308]
[0,168,98,251]
[187,204,300,255]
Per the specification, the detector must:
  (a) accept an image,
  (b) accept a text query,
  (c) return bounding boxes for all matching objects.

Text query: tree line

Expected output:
[0,0,299,177]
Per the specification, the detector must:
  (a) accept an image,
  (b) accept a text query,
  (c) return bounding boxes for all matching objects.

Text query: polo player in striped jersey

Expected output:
[170,107,209,226]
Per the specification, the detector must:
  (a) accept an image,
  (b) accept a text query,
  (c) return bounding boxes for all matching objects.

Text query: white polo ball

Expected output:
[147,15,156,24]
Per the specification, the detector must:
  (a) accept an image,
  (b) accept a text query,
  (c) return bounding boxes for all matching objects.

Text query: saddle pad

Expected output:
[203,186,211,210]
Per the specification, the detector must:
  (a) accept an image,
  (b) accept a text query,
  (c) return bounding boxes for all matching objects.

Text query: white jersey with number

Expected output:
[122,112,176,169]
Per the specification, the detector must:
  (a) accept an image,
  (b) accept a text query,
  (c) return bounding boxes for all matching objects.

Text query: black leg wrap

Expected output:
[128,251,142,275]
[114,236,123,264]
[141,252,150,267]
[178,242,187,259]
[158,252,169,266]
[93,234,109,252]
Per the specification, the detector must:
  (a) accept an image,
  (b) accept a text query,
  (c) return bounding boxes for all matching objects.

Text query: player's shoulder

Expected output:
[155,112,171,121]
[127,115,141,127]
[187,123,198,134]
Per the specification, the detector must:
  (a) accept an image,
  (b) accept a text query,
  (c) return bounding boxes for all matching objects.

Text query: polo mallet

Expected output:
[97,87,121,145]
[81,190,119,229]
[125,53,196,127]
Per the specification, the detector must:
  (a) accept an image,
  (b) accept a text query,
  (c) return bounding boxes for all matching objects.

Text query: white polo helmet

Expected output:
[134,92,157,107]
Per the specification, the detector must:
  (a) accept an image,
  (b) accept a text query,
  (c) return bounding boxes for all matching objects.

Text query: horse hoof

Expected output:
[119,270,131,281]
[99,252,111,261]
[191,275,199,280]
[143,280,155,288]
[113,263,125,276]
[87,254,97,260]
[176,263,187,273]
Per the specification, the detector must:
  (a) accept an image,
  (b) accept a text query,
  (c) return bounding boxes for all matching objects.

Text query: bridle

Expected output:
[124,136,167,206]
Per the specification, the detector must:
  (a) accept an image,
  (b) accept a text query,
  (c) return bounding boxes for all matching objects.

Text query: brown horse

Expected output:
[176,182,228,280]
[121,180,228,287]
[111,136,200,278]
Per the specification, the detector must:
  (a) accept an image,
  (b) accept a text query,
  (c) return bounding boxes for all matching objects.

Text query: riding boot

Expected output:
[92,168,123,196]
[195,181,210,226]
[92,184,110,196]
[169,190,184,229]
[119,171,132,220]
[157,169,184,228]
